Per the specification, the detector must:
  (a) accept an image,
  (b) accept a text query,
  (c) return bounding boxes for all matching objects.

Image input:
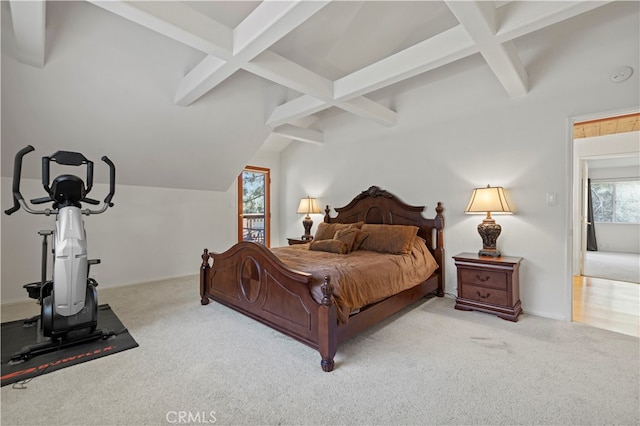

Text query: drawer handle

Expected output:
[477,291,490,299]
[476,275,490,282]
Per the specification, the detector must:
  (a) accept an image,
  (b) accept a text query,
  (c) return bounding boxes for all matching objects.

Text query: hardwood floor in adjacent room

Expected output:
[573,275,639,338]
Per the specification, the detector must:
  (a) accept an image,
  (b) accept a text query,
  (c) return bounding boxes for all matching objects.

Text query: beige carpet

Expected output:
[2,275,639,426]
[583,250,640,283]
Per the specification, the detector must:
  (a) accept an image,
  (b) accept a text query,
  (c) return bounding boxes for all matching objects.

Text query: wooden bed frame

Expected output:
[200,186,444,372]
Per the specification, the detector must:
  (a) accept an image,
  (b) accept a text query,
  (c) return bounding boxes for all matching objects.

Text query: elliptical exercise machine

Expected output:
[5,145,116,363]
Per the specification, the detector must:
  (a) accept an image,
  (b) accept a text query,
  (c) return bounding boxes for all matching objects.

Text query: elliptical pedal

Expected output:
[8,328,114,365]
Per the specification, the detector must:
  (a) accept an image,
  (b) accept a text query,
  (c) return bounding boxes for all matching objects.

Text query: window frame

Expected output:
[237,166,271,247]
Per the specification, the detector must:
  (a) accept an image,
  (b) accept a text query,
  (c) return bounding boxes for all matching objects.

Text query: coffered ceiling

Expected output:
[1,1,636,190]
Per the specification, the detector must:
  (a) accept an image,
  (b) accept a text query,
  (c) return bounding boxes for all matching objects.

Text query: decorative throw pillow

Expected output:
[333,228,358,252]
[352,229,369,251]
[314,222,353,241]
[309,239,348,254]
[358,224,419,255]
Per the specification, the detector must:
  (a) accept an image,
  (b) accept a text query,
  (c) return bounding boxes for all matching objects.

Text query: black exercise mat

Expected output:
[1,304,138,386]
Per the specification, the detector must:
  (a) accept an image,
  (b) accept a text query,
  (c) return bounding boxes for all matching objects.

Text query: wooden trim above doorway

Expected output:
[573,113,640,139]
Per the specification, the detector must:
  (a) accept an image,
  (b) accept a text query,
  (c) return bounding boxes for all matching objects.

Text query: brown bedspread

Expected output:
[271,238,438,323]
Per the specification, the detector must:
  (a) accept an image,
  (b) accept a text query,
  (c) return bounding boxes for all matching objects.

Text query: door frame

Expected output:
[567,106,640,320]
[238,165,271,247]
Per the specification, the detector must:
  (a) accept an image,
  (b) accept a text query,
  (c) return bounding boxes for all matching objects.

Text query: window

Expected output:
[591,180,640,223]
[238,166,270,246]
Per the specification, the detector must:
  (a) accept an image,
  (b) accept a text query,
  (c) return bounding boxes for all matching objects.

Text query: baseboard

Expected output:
[0,274,198,308]
[521,308,567,321]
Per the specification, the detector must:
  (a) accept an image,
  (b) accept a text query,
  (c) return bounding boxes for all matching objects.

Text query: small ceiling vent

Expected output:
[609,66,633,83]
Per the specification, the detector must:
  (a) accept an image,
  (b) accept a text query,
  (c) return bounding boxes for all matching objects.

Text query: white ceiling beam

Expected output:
[273,1,612,125]
[233,1,329,58]
[89,0,613,133]
[250,51,397,126]
[175,1,329,106]
[339,97,397,127]
[244,51,333,100]
[267,95,329,128]
[269,26,476,127]
[496,1,613,42]
[333,25,477,101]
[482,40,528,97]
[446,1,528,98]
[174,56,238,106]
[272,124,323,145]
[268,94,398,129]
[87,1,233,58]
[9,0,46,68]
[268,1,610,125]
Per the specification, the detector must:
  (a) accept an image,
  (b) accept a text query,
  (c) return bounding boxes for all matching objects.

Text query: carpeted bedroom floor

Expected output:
[1,275,639,426]
[583,250,640,283]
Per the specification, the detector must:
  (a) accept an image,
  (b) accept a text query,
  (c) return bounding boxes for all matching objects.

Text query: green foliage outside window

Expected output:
[591,180,640,223]
[242,171,265,214]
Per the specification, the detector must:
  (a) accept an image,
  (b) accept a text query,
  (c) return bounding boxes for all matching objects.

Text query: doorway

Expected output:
[570,111,640,337]
[238,166,270,247]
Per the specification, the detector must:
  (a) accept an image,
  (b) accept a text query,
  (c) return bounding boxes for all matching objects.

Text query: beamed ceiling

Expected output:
[1,1,636,190]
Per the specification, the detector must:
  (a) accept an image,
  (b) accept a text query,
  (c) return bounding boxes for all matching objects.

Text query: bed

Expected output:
[200,186,444,372]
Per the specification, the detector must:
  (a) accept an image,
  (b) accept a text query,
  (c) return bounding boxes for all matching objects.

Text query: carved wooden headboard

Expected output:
[323,186,444,271]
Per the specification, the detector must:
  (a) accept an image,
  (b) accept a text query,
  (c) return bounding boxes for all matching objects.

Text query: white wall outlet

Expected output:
[546,192,557,206]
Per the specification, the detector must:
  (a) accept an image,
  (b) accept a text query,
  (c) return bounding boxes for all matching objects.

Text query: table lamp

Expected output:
[465,185,513,257]
[297,196,321,240]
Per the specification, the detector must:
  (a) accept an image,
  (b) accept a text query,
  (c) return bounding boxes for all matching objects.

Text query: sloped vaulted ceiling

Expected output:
[0,0,629,190]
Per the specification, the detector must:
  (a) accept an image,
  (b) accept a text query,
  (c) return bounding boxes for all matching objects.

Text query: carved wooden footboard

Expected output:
[200,186,444,372]
[200,242,339,370]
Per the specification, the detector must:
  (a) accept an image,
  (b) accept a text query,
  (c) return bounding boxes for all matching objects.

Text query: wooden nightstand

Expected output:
[453,252,523,321]
[287,237,311,245]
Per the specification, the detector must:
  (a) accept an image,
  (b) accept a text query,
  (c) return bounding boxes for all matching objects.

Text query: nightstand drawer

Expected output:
[459,284,508,306]
[459,268,507,290]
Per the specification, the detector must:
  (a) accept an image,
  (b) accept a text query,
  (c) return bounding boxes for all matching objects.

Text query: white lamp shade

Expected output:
[465,186,513,214]
[297,197,321,215]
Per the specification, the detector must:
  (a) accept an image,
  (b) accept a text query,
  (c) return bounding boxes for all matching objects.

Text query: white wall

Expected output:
[0,178,228,303]
[593,222,640,253]
[279,5,639,321]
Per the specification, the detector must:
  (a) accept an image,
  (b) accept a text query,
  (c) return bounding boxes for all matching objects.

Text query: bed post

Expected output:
[318,276,337,372]
[200,249,211,305]
[323,205,331,223]
[434,202,445,297]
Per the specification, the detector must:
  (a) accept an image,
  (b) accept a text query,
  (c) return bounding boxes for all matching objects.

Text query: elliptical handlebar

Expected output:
[81,155,116,215]
[102,156,116,207]
[5,145,35,215]
[4,146,116,216]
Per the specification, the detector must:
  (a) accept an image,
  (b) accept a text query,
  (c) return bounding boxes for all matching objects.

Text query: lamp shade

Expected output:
[465,186,513,214]
[297,196,321,215]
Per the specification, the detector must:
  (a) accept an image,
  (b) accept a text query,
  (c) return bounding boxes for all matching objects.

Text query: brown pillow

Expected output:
[309,239,348,254]
[334,228,358,252]
[314,222,353,241]
[358,224,419,255]
[352,229,369,251]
